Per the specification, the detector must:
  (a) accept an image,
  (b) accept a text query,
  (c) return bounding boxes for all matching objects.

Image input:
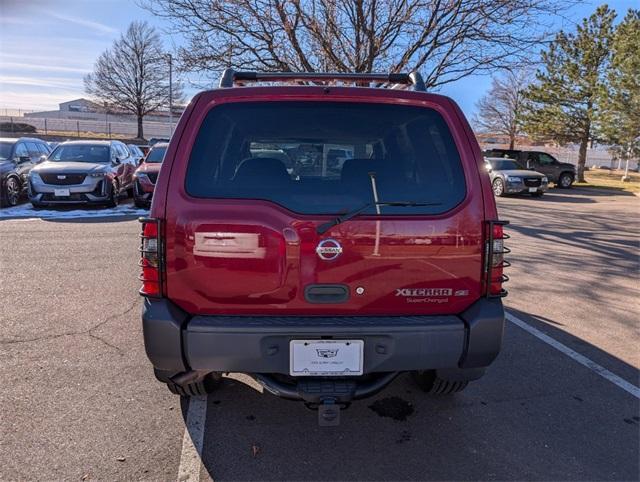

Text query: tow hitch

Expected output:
[317,400,342,426]
[253,372,399,426]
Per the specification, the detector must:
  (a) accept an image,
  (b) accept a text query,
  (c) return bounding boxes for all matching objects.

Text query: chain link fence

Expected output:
[0,115,172,139]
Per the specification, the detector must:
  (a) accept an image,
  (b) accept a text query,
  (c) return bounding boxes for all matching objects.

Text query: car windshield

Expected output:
[490,159,523,171]
[0,142,14,160]
[145,146,166,163]
[186,101,466,215]
[49,144,111,163]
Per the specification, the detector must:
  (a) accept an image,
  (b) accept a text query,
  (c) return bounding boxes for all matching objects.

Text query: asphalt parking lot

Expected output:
[1,190,639,481]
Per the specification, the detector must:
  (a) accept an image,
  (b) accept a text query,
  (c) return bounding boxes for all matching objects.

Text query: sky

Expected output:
[0,0,638,118]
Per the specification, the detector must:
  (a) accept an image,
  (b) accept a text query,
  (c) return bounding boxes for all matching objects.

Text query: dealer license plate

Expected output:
[290,340,364,376]
[54,188,70,197]
[528,187,537,193]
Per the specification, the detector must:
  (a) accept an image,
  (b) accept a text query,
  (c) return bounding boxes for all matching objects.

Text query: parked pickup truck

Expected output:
[483,148,576,188]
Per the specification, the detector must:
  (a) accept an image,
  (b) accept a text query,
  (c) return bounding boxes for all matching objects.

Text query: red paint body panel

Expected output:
[152,86,496,316]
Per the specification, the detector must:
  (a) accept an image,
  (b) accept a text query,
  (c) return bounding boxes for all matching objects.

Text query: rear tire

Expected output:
[558,172,574,188]
[531,191,544,197]
[134,198,148,209]
[492,178,506,197]
[166,373,222,396]
[411,370,469,394]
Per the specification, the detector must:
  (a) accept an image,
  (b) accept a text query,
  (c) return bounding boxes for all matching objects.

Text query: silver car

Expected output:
[485,157,548,197]
[29,140,137,207]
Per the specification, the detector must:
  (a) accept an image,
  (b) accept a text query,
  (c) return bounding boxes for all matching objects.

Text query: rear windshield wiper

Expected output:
[316,201,442,235]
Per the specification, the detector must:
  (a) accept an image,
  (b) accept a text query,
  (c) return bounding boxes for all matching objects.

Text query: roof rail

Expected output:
[218,69,426,92]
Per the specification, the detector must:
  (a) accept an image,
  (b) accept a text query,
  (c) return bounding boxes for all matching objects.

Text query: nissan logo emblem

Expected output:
[316,238,342,261]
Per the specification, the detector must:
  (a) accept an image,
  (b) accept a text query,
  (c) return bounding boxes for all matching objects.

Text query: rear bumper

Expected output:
[142,297,504,377]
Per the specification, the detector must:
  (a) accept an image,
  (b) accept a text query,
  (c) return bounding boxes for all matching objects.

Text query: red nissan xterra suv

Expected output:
[140,71,509,425]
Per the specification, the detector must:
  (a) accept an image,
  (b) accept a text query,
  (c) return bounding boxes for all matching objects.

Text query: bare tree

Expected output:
[474,70,531,149]
[85,21,182,139]
[140,0,575,88]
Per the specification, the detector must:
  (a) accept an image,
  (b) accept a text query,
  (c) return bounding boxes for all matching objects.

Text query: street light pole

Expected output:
[103,101,108,137]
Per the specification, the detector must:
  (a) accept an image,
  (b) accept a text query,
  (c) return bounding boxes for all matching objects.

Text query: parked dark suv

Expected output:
[29,140,136,207]
[139,71,509,425]
[483,148,576,188]
[0,137,51,207]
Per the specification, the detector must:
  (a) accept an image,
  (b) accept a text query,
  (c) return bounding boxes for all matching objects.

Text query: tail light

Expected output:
[139,218,163,296]
[484,220,510,297]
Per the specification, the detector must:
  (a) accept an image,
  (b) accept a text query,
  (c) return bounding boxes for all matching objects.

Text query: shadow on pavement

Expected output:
[177,308,639,481]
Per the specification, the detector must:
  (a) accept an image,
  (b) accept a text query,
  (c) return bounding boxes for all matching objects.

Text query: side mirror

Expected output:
[112,157,121,165]
[38,155,47,164]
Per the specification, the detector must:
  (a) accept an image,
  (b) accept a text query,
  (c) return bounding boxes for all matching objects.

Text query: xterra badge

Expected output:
[395,288,453,297]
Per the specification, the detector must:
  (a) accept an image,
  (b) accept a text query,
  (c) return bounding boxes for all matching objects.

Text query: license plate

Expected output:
[528,187,537,192]
[54,188,70,197]
[290,340,364,376]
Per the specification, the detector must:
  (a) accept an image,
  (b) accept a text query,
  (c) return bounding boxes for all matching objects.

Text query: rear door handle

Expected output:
[304,284,350,304]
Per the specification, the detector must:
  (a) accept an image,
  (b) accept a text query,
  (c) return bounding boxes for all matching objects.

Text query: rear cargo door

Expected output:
[164,95,484,316]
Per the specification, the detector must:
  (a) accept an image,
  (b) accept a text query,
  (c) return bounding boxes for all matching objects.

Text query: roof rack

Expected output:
[218,69,426,92]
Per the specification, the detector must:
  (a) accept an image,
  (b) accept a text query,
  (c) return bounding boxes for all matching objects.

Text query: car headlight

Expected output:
[506,175,522,182]
[542,176,548,183]
[88,172,105,178]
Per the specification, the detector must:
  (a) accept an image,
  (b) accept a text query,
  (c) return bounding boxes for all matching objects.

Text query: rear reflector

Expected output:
[139,218,162,296]
[484,220,510,297]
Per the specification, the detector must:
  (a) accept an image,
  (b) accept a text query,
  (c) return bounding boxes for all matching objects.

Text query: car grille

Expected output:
[146,172,158,184]
[41,193,89,202]
[40,173,87,185]
[524,178,542,187]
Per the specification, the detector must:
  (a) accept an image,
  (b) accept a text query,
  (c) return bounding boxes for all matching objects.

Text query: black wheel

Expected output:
[126,187,134,198]
[492,178,506,197]
[107,180,120,207]
[411,370,469,394]
[134,198,148,209]
[166,373,222,396]
[531,191,544,197]
[558,172,574,188]
[2,176,21,207]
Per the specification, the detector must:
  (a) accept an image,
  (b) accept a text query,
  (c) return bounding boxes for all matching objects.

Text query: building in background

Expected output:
[24,98,184,123]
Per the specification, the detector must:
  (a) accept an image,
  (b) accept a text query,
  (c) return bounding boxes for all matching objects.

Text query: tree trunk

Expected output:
[137,115,144,140]
[577,135,588,183]
[508,134,515,150]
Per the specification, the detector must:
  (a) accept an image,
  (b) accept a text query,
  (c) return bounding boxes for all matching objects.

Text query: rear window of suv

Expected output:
[186,101,466,215]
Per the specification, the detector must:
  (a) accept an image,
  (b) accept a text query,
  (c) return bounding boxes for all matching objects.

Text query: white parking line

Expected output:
[177,395,208,482]
[506,312,640,399]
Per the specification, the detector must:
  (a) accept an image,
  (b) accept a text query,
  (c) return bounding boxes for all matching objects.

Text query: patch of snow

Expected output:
[0,201,148,220]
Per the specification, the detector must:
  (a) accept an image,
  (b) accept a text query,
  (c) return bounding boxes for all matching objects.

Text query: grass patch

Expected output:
[576,169,640,194]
